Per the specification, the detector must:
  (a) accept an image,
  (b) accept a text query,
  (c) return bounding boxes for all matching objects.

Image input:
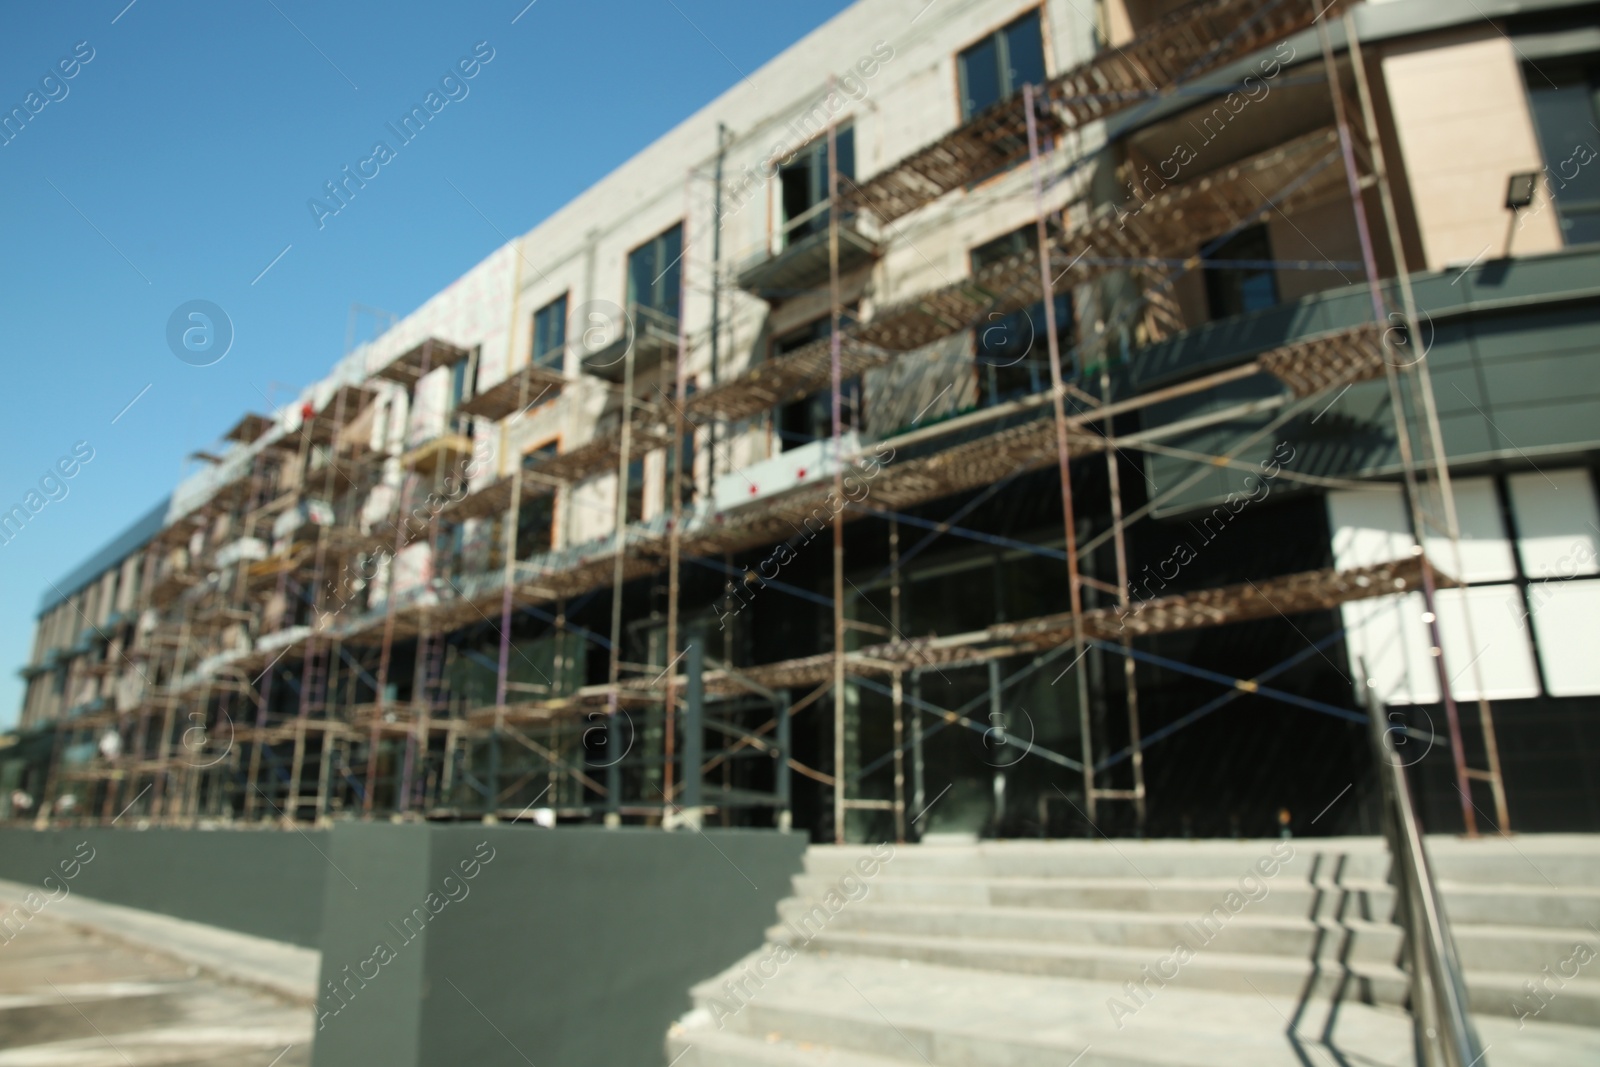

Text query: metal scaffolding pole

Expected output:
[890,516,905,843]
[288,384,353,823]
[1024,82,1095,822]
[1101,357,1146,830]
[495,237,530,714]
[827,79,849,844]
[1342,11,1509,832]
[1313,13,1492,836]
[605,299,639,827]
[664,170,693,814]
[367,340,438,814]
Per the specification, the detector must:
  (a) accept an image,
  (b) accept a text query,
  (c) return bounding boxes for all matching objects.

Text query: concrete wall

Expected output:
[311,824,807,1067]
[0,823,806,1065]
[0,827,328,948]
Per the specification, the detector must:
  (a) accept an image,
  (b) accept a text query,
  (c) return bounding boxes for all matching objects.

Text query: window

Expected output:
[675,378,698,504]
[624,457,646,525]
[1202,225,1279,320]
[773,317,862,450]
[1525,59,1600,246]
[778,382,861,451]
[497,443,557,562]
[516,494,556,558]
[780,128,855,247]
[532,294,567,372]
[627,223,683,322]
[447,345,479,437]
[442,522,467,581]
[958,10,1047,122]
[970,225,1072,407]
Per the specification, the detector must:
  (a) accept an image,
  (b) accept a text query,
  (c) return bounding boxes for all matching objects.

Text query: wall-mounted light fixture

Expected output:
[1504,171,1541,256]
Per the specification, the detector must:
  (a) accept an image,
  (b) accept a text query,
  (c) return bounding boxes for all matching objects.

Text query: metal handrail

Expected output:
[1362,673,1487,1067]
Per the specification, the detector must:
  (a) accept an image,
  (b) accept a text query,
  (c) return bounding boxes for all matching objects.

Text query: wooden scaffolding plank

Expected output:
[693,557,1435,696]
[847,0,1353,223]
[458,363,567,421]
[373,338,472,388]
[685,337,895,423]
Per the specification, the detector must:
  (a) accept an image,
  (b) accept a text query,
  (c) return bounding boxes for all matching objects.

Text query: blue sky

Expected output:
[0,0,853,728]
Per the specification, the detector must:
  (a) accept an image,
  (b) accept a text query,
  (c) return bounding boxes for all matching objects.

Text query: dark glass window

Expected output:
[1525,59,1600,246]
[448,346,478,436]
[532,294,567,372]
[778,381,861,451]
[773,316,862,450]
[450,354,473,409]
[514,444,558,559]
[516,495,555,558]
[676,378,698,504]
[959,10,1047,122]
[780,127,855,247]
[970,225,1071,407]
[774,315,833,357]
[1203,225,1279,320]
[627,224,683,322]
[624,457,646,525]
[442,521,467,581]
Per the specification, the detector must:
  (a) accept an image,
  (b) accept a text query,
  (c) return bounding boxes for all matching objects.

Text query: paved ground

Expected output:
[0,913,312,1066]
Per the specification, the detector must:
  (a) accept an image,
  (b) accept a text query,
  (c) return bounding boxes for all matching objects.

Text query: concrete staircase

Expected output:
[668,835,1600,1066]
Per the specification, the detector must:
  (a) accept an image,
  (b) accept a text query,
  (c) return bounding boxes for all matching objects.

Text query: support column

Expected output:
[776,688,792,832]
[682,632,704,824]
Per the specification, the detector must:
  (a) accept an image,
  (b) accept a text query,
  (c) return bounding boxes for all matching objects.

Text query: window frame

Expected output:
[531,292,569,373]
[625,222,685,323]
[1522,56,1600,247]
[954,6,1050,124]
[447,344,480,438]
[1201,223,1280,321]
[777,125,856,249]
[500,438,561,563]
[968,222,1073,407]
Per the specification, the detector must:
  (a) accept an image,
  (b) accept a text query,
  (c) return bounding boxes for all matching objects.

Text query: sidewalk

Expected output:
[0,877,319,1005]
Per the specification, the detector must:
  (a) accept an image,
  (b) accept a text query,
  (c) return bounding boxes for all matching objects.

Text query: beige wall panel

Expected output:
[1382,28,1562,269]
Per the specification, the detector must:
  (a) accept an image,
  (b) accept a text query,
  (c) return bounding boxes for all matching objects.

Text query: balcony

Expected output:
[580,303,680,383]
[736,208,880,302]
[402,433,474,477]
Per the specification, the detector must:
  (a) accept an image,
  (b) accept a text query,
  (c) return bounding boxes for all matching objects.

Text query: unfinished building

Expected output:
[10,0,1600,844]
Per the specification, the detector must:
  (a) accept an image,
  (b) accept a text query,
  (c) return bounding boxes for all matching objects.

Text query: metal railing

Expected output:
[1362,672,1487,1067]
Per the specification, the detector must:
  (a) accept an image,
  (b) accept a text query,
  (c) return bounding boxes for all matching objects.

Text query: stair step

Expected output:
[765,926,1411,1004]
[803,840,1347,883]
[671,838,1600,1066]
[1453,922,1600,974]
[804,836,1600,887]
[775,900,1404,963]
[792,872,1398,917]
[685,950,1600,1066]
[668,1026,913,1067]
[1425,835,1600,887]
[1440,882,1600,928]
[686,950,1418,1067]
[1461,967,1600,1027]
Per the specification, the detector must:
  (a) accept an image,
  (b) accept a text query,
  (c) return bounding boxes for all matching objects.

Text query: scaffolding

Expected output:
[30,0,1507,840]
